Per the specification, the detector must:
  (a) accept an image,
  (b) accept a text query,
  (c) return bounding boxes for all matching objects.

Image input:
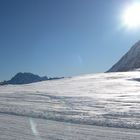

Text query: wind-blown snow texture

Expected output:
[1,71,140,130]
[0,71,140,140]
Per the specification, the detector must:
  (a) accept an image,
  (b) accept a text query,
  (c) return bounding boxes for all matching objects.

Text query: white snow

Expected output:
[1,71,140,139]
[108,40,140,72]
[1,114,140,140]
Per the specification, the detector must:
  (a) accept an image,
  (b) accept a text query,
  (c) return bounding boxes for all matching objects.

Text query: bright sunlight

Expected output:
[122,2,140,28]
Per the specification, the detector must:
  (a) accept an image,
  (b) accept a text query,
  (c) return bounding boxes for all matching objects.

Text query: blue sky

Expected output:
[0,0,140,81]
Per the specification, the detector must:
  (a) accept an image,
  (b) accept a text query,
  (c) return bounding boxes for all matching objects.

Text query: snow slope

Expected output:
[1,71,140,139]
[108,40,140,72]
[1,114,140,140]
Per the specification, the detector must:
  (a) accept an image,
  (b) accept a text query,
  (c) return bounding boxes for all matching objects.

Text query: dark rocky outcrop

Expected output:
[0,72,64,85]
[0,72,48,85]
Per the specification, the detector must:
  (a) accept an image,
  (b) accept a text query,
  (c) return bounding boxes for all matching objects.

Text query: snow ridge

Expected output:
[108,40,140,72]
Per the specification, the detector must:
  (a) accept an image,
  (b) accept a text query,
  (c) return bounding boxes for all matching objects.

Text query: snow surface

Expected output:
[1,71,140,139]
[108,40,140,72]
[1,114,140,140]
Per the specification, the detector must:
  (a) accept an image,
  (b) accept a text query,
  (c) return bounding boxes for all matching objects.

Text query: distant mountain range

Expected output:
[108,40,140,72]
[0,72,64,85]
[2,40,140,85]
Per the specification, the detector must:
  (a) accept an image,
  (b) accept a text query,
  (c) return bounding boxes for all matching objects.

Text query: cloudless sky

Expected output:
[0,0,140,81]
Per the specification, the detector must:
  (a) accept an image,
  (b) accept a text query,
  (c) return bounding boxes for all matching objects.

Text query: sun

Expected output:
[122,3,140,28]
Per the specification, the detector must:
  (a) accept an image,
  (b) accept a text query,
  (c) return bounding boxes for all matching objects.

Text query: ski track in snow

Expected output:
[1,71,140,139]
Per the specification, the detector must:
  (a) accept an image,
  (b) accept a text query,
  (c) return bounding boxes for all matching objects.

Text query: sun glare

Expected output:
[122,3,140,28]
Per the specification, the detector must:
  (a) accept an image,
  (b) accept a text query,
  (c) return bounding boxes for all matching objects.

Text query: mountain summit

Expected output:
[0,72,64,85]
[108,40,140,72]
[0,72,48,85]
